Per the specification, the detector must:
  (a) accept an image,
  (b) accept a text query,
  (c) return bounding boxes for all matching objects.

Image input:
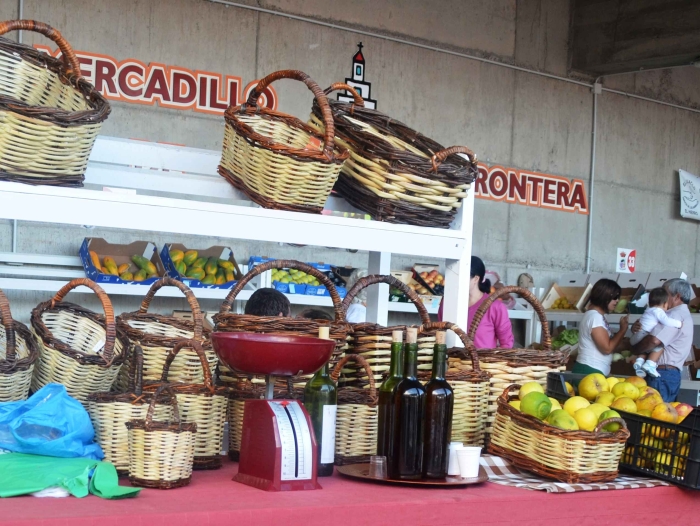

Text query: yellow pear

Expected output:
[612,382,640,401]
[626,376,647,388]
[638,409,653,417]
[636,391,664,413]
[651,403,679,424]
[611,396,637,413]
[546,409,579,430]
[595,391,616,407]
[563,396,590,416]
[599,409,622,432]
[588,403,609,419]
[606,377,622,390]
[565,382,575,397]
[518,381,544,400]
[548,397,562,411]
[574,407,599,432]
[509,400,521,410]
[578,373,609,401]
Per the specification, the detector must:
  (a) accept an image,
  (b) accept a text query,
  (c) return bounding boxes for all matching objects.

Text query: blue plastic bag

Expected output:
[0,384,103,460]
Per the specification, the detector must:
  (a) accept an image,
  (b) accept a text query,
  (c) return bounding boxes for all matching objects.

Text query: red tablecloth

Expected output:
[1,459,698,526]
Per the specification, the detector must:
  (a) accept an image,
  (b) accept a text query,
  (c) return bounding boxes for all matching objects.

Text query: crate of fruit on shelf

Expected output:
[546,371,700,489]
[80,238,167,285]
[161,244,242,289]
[388,270,442,310]
[541,280,592,312]
[247,257,347,298]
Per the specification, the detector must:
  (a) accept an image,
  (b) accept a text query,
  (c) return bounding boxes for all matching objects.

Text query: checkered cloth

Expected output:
[480,454,668,493]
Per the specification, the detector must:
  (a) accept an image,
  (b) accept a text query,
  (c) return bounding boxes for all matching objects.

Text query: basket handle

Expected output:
[128,345,145,396]
[145,383,180,429]
[419,321,481,373]
[431,146,477,172]
[138,278,203,341]
[0,20,81,78]
[0,289,17,362]
[51,278,117,365]
[594,417,628,435]
[341,274,430,325]
[161,339,214,393]
[331,353,377,404]
[245,70,336,160]
[220,259,345,322]
[323,83,365,107]
[468,286,551,351]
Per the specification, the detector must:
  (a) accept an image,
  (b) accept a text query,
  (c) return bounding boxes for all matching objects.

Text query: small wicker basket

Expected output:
[219,70,349,213]
[488,384,630,483]
[145,340,228,470]
[457,286,570,438]
[30,279,128,403]
[0,20,110,186]
[0,288,38,401]
[127,383,197,489]
[116,278,215,390]
[87,346,173,474]
[309,83,477,228]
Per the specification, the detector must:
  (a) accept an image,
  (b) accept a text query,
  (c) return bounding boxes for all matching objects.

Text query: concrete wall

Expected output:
[1,0,699,332]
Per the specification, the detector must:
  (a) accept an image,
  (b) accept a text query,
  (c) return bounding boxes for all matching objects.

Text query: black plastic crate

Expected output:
[546,371,585,401]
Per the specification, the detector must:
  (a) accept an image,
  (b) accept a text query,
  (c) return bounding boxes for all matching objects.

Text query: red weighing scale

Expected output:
[211,332,335,492]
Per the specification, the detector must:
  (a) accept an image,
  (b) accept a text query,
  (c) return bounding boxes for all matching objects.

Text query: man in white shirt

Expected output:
[631,279,694,402]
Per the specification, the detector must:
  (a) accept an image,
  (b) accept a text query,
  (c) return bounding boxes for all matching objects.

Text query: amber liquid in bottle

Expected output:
[377,330,404,461]
[390,327,426,480]
[422,331,454,479]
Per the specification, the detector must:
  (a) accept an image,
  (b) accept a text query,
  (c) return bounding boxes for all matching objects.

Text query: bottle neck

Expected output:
[431,345,447,379]
[389,342,404,378]
[404,343,418,378]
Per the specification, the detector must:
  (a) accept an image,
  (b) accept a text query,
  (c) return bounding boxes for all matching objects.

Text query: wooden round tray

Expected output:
[336,463,488,487]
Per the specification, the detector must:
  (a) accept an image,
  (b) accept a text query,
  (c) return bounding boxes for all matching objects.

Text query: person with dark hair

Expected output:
[632,278,694,402]
[572,278,629,376]
[630,288,682,378]
[297,308,333,321]
[244,288,291,317]
[438,256,513,349]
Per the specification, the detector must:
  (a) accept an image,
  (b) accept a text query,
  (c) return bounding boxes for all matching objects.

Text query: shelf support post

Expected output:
[366,251,391,325]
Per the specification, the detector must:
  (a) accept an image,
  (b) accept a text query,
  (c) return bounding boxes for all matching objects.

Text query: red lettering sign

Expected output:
[473,163,589,215]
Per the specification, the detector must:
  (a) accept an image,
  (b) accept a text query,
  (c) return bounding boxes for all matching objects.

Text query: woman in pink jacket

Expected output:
[438,256,514,349]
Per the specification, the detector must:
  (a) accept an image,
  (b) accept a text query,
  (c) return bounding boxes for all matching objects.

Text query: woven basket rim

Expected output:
[126,418,197,433]
[117,312,212,347]
[0,319,39,374]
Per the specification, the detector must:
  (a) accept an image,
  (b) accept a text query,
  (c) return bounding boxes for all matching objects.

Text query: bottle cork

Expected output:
[318,326,330,339]
[436,331,446,345]
[406,327,418,343]
[392,330,403,343]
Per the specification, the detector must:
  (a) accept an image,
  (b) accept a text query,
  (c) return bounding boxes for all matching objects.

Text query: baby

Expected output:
[631,288,683,378]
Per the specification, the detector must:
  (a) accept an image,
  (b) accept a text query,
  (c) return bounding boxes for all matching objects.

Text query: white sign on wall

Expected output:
[680,169,700,220]
[617,248,636,273]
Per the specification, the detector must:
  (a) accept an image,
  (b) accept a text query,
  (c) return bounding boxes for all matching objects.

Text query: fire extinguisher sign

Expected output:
[617,248,636,274]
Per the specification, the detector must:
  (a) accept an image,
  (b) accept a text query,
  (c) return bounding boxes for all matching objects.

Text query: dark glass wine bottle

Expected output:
[303,326,337,477]
[422,331,454,479]
[390,327,426,480]
[377,330,404,461]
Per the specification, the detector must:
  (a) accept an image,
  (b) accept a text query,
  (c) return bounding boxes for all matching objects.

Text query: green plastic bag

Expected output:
[0,453,140,499]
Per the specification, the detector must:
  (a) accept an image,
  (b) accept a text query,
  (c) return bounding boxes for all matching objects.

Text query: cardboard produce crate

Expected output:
[162,244,242,289]
[80,237,166,285]
[542,283,592,312]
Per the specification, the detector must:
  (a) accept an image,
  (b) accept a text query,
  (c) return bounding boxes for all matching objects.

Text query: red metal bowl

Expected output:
[210,332,335,377]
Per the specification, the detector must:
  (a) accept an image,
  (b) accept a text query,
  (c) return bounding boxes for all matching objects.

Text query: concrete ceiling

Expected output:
[570,0,700,76]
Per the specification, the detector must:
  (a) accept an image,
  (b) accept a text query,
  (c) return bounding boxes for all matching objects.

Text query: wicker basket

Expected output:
[456,286,569,438]
[420,321,491,448]
[219,70,349,213]
[309,83,477,228]
[116,278,215,390]
[145,340,228,470]
[330,353,378,465]
[126,383,197,489]
[488,384,630,483]
[30,279,128,403]
[87,346,173,474]
[0,20,110,187]
[214,259,351,385]
[0,289,38,401]
[339,274,432,386]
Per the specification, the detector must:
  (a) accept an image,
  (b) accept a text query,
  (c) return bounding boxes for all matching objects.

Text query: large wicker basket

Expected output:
[489,385,630,483]
[144,340,228,470]
[309,83,477,228]
[219,70,349,213]
[87,346,173,474]
[339,274,432,386]
[0,289,38,401]
[0,20,110,186]
[456,286,569,438]
[30,279,128,403]
[116,278,215,390]
[126,383,197,489]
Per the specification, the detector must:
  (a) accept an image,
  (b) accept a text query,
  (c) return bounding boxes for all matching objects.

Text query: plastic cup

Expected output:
[447,442,464,476]
[368,455,387,479]
[456,447,482,479]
